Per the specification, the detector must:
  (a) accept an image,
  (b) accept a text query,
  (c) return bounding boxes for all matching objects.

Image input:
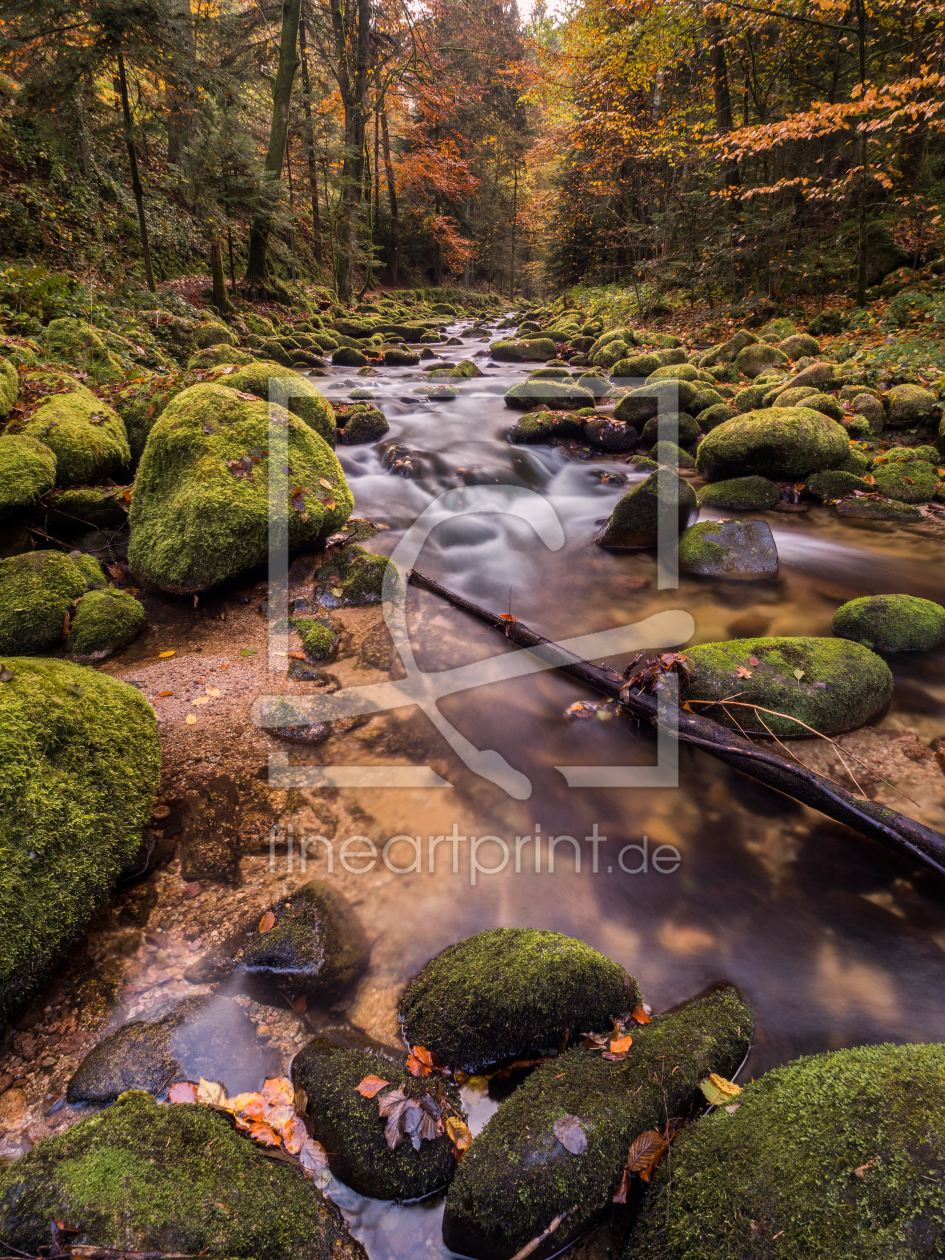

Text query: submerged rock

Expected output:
[0,435,56,520]
[315,543,395,606]
[67,587,147,660]
[0,1092,366,1260]
[337,406,390,444]
[697,475,778,511]
[696,408,848,481]
[443,986,754,1260]
[685,636,894,735]
[678,520,778,579]
[399,928,640,1073]
[597,470,699,549]
[832,594,945,653]
[624,1042,945,1260]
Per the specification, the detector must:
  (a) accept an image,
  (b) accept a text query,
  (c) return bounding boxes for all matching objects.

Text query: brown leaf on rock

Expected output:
[247,1120,280,1146]
[446,1116,472,1160]
[553,1115,587,1155]
[625,1129,668,1183]
[355,1075,390,1099]
[407,1044,444,1077]
[261,1077,295,1106]
[735,665,752,679]
[630,1006,651,1025]
[258,910,276,934]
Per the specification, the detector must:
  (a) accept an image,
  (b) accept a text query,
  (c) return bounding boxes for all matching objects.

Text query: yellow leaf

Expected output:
[185,714,197,725]
[159,650,176,658]
[193,696,210,705]
[699,1073,743,1106]
[197,1078,229,1107]
[205,687,220,697]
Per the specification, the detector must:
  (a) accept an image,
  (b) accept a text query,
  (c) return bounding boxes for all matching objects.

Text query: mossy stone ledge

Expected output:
[696,407,848,481]
[832,594,945,653]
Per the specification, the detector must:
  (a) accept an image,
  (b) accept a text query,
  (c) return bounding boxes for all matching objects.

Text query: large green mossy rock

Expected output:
[697,476,778,511]
[614,379,701,425]
[503,380,595,410]
[0,358,16,418]
[490,338,557,361]
[887,383,937,428]
[832,594,945,653]
[114,370,200,462]
[0,1092,365,1260]
[0,550,87,653]
[696,408,848,481]
[871,459,940,503]
[192,320,237,350]
[0,435,56,520]
[597,470,699,548]
[443,987,754,1260]
[67,587,147,660]
[734,342,789,378]
[292,1041,464,1200]
[21,391,129,484]
[685,636,893,736]
[332,345,369,367]
[623,1042,945,1260]
[399,928,640,1073]
[223,362,336,446]
[678,520,778,579]
[187,344,255,369]
[0,658,159,1025]
[128,383,352,594]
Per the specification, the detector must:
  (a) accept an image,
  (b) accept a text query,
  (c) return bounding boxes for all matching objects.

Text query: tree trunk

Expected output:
[706,15,739,190]
[298,5,323,265]
[116,50,156,292]
[164,0,196,164]
[245,0,303,292]
[855,0,869,307]
[331,0,372,304]
[379,103,399,282]
[210,240,230,312]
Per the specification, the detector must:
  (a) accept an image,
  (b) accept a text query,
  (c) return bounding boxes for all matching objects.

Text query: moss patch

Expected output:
[314,544,395,607]
[192,321,237,349]
[0,358,16,419]
[697,476,778,510]
[224,362,336,447]
[871,459,939,503]
[0,434,56,520]
[509,411,585,443]
[832,594,945,652]
[503,380,595,411]
[615,379,700,425]
[67,588,147,660]
[805,469,870,500]
[337,407,390,444]
[0,549,87,653]
[187,344,255,369]
[21,391,129,485]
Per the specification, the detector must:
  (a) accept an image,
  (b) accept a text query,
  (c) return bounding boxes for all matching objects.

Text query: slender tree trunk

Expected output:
[855,0,868,307]
[298,6,323,264]
[116,50,156,292]
[245,0,303,291]
[706,15,739,190]
[210,241,230,312]
[165,0,196,164]
[509,163,517,299]
[379,102,399,282]
[332,0,371,303]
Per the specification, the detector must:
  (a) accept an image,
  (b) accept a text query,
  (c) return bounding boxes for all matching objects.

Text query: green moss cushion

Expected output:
[0,1092,365,1259]
[597,470,699,548]
[67,588,147,660]
[21,391,130,485]
[685,636,893,735]
[0,435,56,520]
[696,408,848,481]
[0,658,159,1024]
[0,550,87,654]
[624,1042,945,1260]
[832,594,945,652]
[223,362,336,446]
[399,927,640,1073]
[870,459,940,503]
[0,357,16,419]
[697,476,778,510]
[192,320,237,349]
[503,380,595,410]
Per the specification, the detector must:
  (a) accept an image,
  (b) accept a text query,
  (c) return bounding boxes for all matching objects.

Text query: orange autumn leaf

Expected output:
[227,1092,258,1114]
[282,1113,310,1155]
[261,1077,295,1107]
[266,1104,297,1136]
[356,1075,391,1098]
[258,910,276,934]
[247,1121,280,1146]
[446,1116,472,1159]
[234,1095,270,1122]
[609,1034,633,1054]
[407,1045,441,1077]
[625,1129,669,1183]
[168,1081,198,1104]
[630,1006,651,1025]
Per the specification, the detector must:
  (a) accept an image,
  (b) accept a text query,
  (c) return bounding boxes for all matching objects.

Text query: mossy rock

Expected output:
[187,344,255,369]
[21,391,130,485]
[384,348,421,367]
[691,387,724,414]
[0,657,159,1025]
[584,417,639,451]
[796,392,844,423]
[734,343,788,378]
[697,403,735,432]
[614,379,700,426]
[528,366,572,380]
[697,475,778,511]
[332,346,369,367]
[778,333,821,359]
[0,549,88,653]
[315,543,395,607]
[838,447,871,475]
[0,358,16,419]
[624,1042,945,1260]
[733,384,771,414]
[0,1091,365,1259]
[805,469,870,500]
[337,407,390,444]
[509,411,584,443]
[192,321,238,350]
[715,330,758,363]
[610,352,661,379]
[223,363,336,447]
[503,380,595,411]
[641,412,699,447]
[490,338,557,362]
[760,317,799,339]
[871,459,939,503]
[42,485,129,533]
[399,928,640,1073]
[686,636,893,735]
[835,496,922,521]
[678,519,777,578]
[574,371,613,399]
[878,444,939,465]
[295,616,339,661]
[650,439,695,468]
[70,552,108,588]
[786,361,837,390]
[769,384,820,408]
[113,370,199,463]
[67,588,147,660]
[0,435,56,520]
[598,470,699,548]
[887,383,937,428]
[128,383,352,594]
[443,987,754,1260]
[646,363,700,383]
[832,594,945,652]
[44,317,111,368]
[696,408,848,481]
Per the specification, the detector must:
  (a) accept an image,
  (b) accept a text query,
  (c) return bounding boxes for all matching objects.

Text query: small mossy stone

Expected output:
[777,333,821,359]
[716,330,758,362]
[887,382,937,428]
[44,317,108,364]
[598,470,699,548]
[787,361,836,390]
[851,393,885,433]
[42,485,128,533]
[650,439,695,467]
[187,344,255,369]
[835,496,922,521]
[399,928,640,1073]
[800,392,845,423]
[315,544,395,607]
[574,372,613,399]
[686,636,893,735]
[67,588,147,660]
[503,380,595,411]
[692,387,724,414]
[697,403,735,431]
[0,435,56,520]
[733,384,771,413]
[696,408,849,481]
[70,552,109,589]
[295,616,338,661]
[614,379,701,426]
[0,658,159,1025]
[805,469,870,500]
[384,348,420,366]
[678,519,778,579]
[645,363,700,383]
[192,321,237,349]
[510,411,584,443]
[443,987,754,1260]
[292,1042,464,1200]
[734,342,789,378]
[623,1042,945,1260]
[527,366,571,380]
[583,417,638,451]
[832,594,945,652]
[231,880,368,996]
[337,407,389,444]
[769,384,820,408]
[697,476,778,511]
[332,346,369,367]
[0,358,16,419]
[610,352,661,379]
[0,550,87,654]
[490,338,557,362]
[223,363,336,446]
[0,1091,365,1260]
[21,392,129,485]
[641,412,699,447]
[878,444,939,465]
[871,459,939,503]
[838,447,871,475]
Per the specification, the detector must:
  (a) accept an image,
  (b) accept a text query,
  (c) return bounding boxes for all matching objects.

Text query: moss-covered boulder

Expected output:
[314,543,394,606]
[491,338,557,362]
[838,446,871,476]
[641,412,699,448]
[650,439,695,468]
[598,470,699,548]
[443,987,754,1260]
[292,1040,464,1200]
[223,363,336,447]
[734,343,788,378]
[805,469,870,500]
[832,594,945,653]
[21,391,129,485]
[128,382,352,594]
[697,403,735,431]
[686,636,893,735]
[835,495,922,521]
[0,1092,365,1259]
[584,416,639,451]
[332,345,369,367]
[851,393,885,432]
[40,485,129,534]
[777,333,821,359]
[337,406,389,444]
[871,458,939,503]
[646,364,701,384]
[697,476,778,511]
[527,366,571,380]
[887,383,938,428]
[787,360,836,390]
[70,552,108,588]
[611,352,662,379]
[615,379,701,426]
[0,358,16,419]
[0,658,159,1024]
[0,549,88,653]
[399,928,640,1074]
[44,317,113,371]
[769,384,820,408]
[0,435,56,520]
[503,380,595,410]
[799,392,845,423]
[384,347,421,366]
[678,520,777,579]
[696,408,848,481]
[67,588,147,660]
[691,387,725,414]
[113,370,199,463]
[187,344,255,369]
[624,1042,945,1260]
[732,384,771,414]
[509,411,584,443]
[192,320,237,350]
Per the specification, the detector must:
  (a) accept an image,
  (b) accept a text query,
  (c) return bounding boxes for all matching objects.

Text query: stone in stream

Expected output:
[623,1042,945,1260]
[584,416,639,452]
[832,594,945,653]
[490,338,557,361]
[696,408,848,481]
[650,439,695,467]
[835,495,922,521]
[503,380,595,410]
[0,1092,366,1260]
[678,520,778,579]
[685,636,894,736]
[66,587,147,660]
[384,348,420,366]
[292,1039,465,1200]
[804,469,871,500]
[508,410,584,443]
[257,696,332,744]
[0,658,159,1027]
[597,470,699,549]
[336,405,390,444]
[0,434,56,519]
[641,412,699,447]
[398,928,640,1073]
[66,995,275,1104]
[443,986,754,1260]
[871,458,940,503]
[332,345,369,367]
[614,379,701,426]
[314,543,395,606]
[223,362,337,445]
[697,475,779,511]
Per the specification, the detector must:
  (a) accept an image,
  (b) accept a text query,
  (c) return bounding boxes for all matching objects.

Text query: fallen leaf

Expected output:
[157,690,174,697]
[322,498,335,511]
[793,669,805,681]
[553,1114,587,1155]
[159,650,176,658]
[699,1074,743,1106]
[735,665,752,678]
[319,478,334,490]
[748,656,759,666]
[247,1120,280,1146]
[281,1113,310,1155]
[205,687,220,697]
[407,1045,441,1077]
[630,1006,651,1025]
[261,1077,295,1106]
[185,714,197,725]
[446,1116,472,1159]
[609,1035,633,1054]
[241,648,257,656]
[258,910,276,934]
[168,1081,198,1104]
[854,1160,874,1178]
[193,696,210,705]
[356,1075,391,1098]
[299,1136,331,1187]
[625,1129,669,1183]
[235,391,258,401]
[196,1078,228,1107]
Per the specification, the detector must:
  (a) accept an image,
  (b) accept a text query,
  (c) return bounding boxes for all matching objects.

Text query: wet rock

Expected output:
[804,469,870,500]
[832,594,945,653]
[491,338,557,362]
[315,543,395,606]
[888,383,938,428]
[696,408,848,481]
[67,588,147,660]
[292,1040,465,1200]
[399,928,640,1073]
[258,697,331,744]
[650,439,695,467]
[384,348,420,366]
[624,1042,945,1260]
[332,345,369,367]
[835,495,922,521]
[508,410,584,443]
[597,470,699,548]
[697,475,778,511]
[584,417,639,451]
[336,406,390,444]
[0,435,56,521]
[871,458,939,503]
[614,379,701,425]
[0,1091,366,1260]
[294,615,339,661]
[641,412,699,447]
[180,773,242,883]
[610,352,661,379]
[66,996,273,1104]
[443,986,754,1260]
[685,636,894,736]
[678,520,778,579]
[381,443,422,476]
[231,880,369,997]
[503,380,595,411]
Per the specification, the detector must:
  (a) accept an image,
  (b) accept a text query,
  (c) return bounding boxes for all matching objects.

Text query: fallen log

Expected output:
[408,569,945,878]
